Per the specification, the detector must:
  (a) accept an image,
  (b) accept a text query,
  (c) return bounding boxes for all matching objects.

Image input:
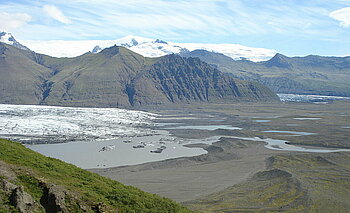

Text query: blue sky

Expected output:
[0,0,350,56]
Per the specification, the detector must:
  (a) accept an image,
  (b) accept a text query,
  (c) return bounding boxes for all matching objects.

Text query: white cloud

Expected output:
[0,0,347,44]
[329,7,350,27]
[0,12,32,31]
[43,5,72,24]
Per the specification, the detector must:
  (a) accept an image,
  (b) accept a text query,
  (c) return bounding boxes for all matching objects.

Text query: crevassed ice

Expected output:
[277,93,350,102]
[0,104,156,143]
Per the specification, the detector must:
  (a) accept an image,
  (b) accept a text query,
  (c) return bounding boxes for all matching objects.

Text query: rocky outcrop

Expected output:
[9,186,36,213]
[0,169,39,213]
[0,160,70,213]
[1,163,77,213]
[40,183,69,213]
[1,179,17,192]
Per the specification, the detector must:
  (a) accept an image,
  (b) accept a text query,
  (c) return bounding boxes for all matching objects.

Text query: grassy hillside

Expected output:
[0,139,191,213]
[185,152,350,212]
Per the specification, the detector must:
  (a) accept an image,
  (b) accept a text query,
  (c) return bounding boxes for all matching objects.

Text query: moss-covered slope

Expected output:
[0,139,191,213]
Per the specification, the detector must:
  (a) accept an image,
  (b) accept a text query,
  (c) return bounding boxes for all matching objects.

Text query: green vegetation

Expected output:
[0,138,191,212]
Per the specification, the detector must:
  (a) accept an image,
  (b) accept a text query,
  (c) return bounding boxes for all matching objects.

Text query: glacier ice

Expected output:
[0,104,156,143]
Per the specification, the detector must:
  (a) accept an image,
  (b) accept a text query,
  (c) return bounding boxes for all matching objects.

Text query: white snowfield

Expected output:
[0,32,13,44]
[0,104,156,143]
[19,35,276,62]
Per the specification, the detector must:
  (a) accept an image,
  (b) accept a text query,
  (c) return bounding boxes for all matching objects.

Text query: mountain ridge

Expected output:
[181,50,350,97]
[0,43,279,108]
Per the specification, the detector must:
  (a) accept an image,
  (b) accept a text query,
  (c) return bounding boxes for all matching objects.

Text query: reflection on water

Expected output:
[254,120,271,123]
[294,118,321,120]
[263,130,315,136]
[229,136,350,153]
[153,123,182,127]
[286,124,299,127]
[163,125,242,130]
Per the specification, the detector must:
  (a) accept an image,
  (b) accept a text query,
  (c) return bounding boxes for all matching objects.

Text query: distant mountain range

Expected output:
[0,41,278,108]
[4,32,276,62]
[3,31,350,99]
[181,50,350,97]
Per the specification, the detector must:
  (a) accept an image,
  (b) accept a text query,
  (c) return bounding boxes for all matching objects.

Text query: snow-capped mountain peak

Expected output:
[116,35,153,47]
[154,39,168,44]
[89,35,189,57]
[0,32,14,44]
[0,31,30,51]
[91,45,102,53]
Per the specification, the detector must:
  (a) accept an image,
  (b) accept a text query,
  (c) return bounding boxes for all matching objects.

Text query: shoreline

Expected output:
[90,137,286,202]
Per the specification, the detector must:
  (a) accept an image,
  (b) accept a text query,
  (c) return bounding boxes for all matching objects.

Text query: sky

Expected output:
[0,0,350,57]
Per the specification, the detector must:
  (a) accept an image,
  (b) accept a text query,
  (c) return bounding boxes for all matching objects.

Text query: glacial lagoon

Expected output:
[27,131,210,169]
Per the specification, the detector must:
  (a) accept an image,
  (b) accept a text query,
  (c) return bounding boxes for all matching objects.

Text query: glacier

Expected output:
[0,104,156,143]
[277,93,350,103]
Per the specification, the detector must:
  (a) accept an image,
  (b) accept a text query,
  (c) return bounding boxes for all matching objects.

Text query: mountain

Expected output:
[181,50,350,97]
[0,138,191,212]
[19,34,276,61]
[0,32,30,51]
[0,42,52,105]
[0,42,278,107]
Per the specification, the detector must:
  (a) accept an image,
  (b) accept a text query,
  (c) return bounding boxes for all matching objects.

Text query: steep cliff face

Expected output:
[181,50,350,96]
[0,43,279,108]
[131,55,277,106]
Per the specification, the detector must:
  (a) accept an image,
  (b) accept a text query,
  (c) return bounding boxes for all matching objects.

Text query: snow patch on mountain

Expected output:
[0,32,30,51]
[19,35,276,61]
